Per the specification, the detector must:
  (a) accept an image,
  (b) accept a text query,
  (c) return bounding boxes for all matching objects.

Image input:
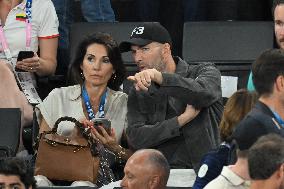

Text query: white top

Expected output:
[0,0,59,59]
[204,166,250,189]
[36,85,128,143]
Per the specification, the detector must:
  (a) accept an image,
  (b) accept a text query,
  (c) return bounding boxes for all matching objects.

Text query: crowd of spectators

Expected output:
[1,0,284,189]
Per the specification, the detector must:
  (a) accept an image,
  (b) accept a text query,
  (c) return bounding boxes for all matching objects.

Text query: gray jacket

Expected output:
[127,57,223,171]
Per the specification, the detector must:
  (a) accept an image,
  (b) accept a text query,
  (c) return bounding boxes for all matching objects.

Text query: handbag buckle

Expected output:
[46,140,58,147]
[64,138,71,143]
[73,146,83,153]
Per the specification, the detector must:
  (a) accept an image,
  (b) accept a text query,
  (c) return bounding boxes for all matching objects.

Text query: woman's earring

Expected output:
[80,72,85,80]
[112,73,116,83]
[113,73,116,80]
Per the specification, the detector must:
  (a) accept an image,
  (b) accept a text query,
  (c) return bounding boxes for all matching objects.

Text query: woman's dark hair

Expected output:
[67,32,126,91]
[219,89,258,142]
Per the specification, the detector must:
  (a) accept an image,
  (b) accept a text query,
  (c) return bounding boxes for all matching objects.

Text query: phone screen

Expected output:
[17,51,34,61]
[93,118,111,135]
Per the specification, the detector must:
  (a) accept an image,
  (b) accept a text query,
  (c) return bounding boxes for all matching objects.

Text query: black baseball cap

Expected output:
[119,22,172,52]
[232,115,284,151]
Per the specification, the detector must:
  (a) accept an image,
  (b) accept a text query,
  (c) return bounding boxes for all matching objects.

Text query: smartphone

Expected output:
[92,118,111,135]
[15,51,34,72]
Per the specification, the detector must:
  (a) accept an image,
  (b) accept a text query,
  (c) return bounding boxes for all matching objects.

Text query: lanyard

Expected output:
[82,83,107,121]
[272,111,284,128]
[0,0,33,61]
[25,0,32,50]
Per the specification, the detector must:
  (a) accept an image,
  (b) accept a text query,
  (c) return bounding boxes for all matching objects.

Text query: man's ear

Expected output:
[273,163,284,182]
[148,175,160,189]
[275,75,284,92]
[278,163,284,179]
[162,43,171,55]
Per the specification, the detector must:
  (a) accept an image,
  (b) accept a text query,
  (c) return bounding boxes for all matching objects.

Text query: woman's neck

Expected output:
[84,83,107,103]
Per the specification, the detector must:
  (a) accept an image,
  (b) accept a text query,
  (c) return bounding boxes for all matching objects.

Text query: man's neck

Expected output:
[229,157,250,180]
[250,180,278,189]
[259,96,284,121]
[164,56,176,73]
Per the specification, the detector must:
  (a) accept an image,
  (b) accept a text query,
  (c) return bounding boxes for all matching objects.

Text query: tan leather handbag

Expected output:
[35,117,100,183]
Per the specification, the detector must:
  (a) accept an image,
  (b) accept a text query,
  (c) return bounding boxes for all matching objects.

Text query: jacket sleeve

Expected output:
[127,63,222,150]
[150,63,222,109]
[126,88,181,149]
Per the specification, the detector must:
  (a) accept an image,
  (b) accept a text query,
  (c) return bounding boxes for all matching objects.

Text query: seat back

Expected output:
[70,22,142,64]
[0,108,21,157]
[182,21,274,89]
[183,21,274,62]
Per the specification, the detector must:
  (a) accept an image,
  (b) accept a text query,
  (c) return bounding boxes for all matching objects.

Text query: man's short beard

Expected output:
[153,60,166,72]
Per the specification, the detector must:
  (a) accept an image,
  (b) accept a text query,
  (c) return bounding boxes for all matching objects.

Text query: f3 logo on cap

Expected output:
[131,27,144,36]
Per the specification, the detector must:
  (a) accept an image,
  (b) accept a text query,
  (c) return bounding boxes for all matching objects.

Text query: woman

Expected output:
[192,89,258,189]
[0,0,58,128]
[35,32,128,186]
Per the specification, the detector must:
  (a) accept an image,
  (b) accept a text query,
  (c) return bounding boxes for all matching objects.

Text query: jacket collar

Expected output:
[254,100,275,118]
[173,56,189,77]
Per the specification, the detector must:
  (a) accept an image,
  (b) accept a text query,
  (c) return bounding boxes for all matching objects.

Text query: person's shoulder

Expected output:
[204,173,227,189]
[192,62,218,70]
[32,0,56,14]
[33,0,53,5]
[108,89,128,101]
[47,85,81,100]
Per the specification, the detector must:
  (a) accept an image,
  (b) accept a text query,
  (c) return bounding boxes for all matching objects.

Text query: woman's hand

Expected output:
[80,118,124,155]
[91,126,120,152]
[15,52,41,73]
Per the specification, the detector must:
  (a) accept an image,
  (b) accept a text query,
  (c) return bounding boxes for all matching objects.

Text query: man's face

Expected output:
[274,4,284,49]
[0,174,26,189]
[120,155,153,189]
[131,42,166,72]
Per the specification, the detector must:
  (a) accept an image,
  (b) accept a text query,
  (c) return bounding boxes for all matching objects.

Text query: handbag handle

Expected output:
[52,116,81,133]
[52,116,95,144]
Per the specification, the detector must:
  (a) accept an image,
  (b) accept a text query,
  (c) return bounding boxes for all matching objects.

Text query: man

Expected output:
[248,0,284,90]
[205,109,284,189]
[248,134,284,189]
[236,49,284,145]
[120,149,170,189]
[203,143,250,189]
[206,49,284,189]
[0,157,36,189]
[120,22,223,171]
[274,0,284,50]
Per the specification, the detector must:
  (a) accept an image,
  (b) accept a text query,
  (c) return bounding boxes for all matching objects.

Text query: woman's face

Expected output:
[80,43,114,87]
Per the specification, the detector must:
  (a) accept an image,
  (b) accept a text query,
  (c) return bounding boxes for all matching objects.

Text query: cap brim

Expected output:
[119,38,153,52]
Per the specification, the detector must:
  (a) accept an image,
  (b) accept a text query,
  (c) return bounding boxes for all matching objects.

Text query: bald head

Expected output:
[121,149,170,189]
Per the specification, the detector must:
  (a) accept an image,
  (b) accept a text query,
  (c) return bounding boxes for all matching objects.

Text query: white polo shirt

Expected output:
[204,166,250,189]
[0,0,59,59]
